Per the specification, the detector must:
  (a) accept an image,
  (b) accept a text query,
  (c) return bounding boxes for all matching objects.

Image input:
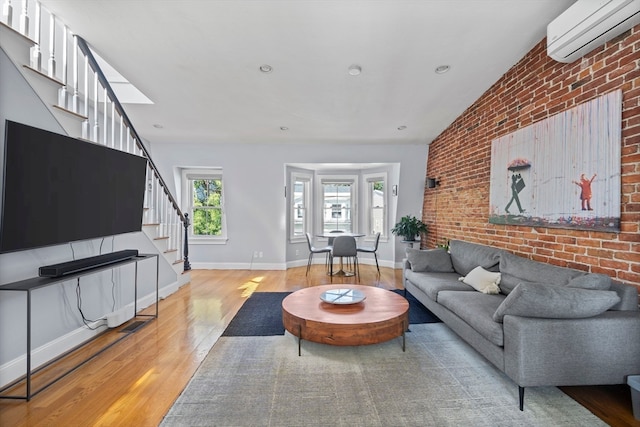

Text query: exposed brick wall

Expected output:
[423,25,640,292]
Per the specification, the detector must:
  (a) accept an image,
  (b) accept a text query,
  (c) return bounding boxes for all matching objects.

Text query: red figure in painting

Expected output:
[572,173,596,211]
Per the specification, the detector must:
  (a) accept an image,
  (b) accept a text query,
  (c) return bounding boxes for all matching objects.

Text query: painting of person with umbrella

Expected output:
[505,158,530,214]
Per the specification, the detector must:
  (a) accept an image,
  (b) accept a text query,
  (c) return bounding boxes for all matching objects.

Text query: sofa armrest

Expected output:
[503,311,640,387]
[401,258,410,287]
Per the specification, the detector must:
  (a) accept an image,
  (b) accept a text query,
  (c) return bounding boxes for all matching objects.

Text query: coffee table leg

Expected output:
[298,324,302,356]
[402,320,407,352]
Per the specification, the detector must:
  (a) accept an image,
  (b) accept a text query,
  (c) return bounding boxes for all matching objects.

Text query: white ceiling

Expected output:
[39,0,575,146]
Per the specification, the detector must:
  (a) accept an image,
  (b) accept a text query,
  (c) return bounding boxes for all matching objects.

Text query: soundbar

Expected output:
[39,249,139,278]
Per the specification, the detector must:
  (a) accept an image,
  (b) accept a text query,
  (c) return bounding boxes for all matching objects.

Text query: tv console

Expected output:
[39,249,139,277]
[0,253,159,401]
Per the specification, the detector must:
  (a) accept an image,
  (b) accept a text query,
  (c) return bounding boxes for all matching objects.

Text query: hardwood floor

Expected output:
[0,265,637,426]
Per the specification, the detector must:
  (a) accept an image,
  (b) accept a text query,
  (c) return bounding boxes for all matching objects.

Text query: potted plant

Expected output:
[391,215,428,241]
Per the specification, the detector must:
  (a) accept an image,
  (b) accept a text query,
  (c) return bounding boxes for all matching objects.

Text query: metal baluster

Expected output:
[183,213,191,271]
[2,0,13,28]
[47,13,55,77]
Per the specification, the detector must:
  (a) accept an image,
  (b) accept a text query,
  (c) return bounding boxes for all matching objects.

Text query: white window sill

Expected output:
[189,237,229,245]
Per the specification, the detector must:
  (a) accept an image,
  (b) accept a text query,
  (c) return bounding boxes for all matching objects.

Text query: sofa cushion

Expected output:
[405,270,473,301]
[406,248,454,272]
[567,273,611,290]
[498,252,585,294]
[459,266,501,294]
[438,291,506,346]
[449,240,502,276]
[492,281,621,322]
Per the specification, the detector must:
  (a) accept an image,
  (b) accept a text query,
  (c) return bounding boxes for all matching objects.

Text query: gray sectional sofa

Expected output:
[402,239,640,410]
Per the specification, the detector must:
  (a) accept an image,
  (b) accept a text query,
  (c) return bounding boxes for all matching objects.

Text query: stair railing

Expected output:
[1,0,191,271]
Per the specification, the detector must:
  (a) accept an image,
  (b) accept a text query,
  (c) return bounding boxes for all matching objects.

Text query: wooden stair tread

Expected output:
[22,64,64,86]
[52,104,89,120]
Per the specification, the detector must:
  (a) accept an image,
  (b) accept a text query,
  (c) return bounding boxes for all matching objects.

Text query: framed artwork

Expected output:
[489,90,621,232]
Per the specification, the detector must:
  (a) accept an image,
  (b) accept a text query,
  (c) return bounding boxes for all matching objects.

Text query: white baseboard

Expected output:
[0,279,181,389]
[191,262,287,270]
[195,259,397,271]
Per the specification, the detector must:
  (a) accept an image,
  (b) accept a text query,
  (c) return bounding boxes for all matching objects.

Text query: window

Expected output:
[364,173,387,238]
[182,169,227,243]
[290,173,311,241]
[321,178,356,233]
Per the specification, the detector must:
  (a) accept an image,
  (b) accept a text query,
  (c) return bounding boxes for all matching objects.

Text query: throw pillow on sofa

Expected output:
[406,248,454,272]
[459,266,501,294]
[492,281,621,322]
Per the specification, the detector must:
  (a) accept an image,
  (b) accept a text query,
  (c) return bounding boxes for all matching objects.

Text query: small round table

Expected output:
[282,285,409,355]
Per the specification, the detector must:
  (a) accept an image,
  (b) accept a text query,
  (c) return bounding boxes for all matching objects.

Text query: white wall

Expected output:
[150,140,428,269]
[0,49,173,386]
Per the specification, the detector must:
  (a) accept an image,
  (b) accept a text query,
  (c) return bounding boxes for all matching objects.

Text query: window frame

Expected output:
[181,168,228,244]
[289,172,312,243]
[319,175,358,235]
[363,172,388,241]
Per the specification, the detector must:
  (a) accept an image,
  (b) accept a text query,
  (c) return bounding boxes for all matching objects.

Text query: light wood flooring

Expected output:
[0,265,638,426]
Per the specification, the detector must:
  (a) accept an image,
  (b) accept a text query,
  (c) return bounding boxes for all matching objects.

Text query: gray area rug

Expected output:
[161,323,605,426]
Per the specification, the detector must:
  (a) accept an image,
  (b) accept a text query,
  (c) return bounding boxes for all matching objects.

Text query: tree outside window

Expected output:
[191,178,223,236]
[182,168,227,242]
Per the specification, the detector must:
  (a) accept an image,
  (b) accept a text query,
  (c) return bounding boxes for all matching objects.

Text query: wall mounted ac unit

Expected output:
[547,0,640,63]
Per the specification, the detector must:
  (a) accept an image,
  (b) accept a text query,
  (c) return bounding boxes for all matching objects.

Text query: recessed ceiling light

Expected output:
[280,126,289,131]
[397,125,407,130]
[348,65,362,76]
[260,64,273,73]
[435,65,450,74]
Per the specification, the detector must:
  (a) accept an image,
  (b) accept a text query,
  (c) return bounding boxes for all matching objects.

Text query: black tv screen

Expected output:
[0,120,148,253]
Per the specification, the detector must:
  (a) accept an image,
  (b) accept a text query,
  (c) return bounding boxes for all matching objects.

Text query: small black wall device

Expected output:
[38,249,139,277]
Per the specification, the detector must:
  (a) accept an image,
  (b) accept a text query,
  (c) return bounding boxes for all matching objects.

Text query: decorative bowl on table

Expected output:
[320,288,366,305]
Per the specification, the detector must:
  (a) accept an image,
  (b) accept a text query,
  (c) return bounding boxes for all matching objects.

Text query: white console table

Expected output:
[0,253,159,400]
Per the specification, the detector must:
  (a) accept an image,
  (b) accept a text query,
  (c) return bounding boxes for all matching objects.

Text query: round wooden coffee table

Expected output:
[282,285,409,355]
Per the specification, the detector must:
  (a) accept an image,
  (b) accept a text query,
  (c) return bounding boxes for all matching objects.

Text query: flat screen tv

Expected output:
[0,120,148,254]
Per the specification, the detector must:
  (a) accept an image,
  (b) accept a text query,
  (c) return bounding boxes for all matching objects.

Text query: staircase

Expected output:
[0,0,190,288]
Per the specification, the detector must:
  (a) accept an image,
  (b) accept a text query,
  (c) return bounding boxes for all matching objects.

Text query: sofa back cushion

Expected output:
[567,273,611,290]
[499,251,585,294]
[609,281,640,311]
[406,248,454,272]
[449,240,502,276]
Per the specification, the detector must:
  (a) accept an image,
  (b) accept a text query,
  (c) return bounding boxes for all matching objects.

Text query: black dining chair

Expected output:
[330,235,359,282]
[305,232,331,276]
[357,232,381,274]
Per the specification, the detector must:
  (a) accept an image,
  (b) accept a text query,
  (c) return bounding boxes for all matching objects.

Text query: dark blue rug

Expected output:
[221,289,440,337]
